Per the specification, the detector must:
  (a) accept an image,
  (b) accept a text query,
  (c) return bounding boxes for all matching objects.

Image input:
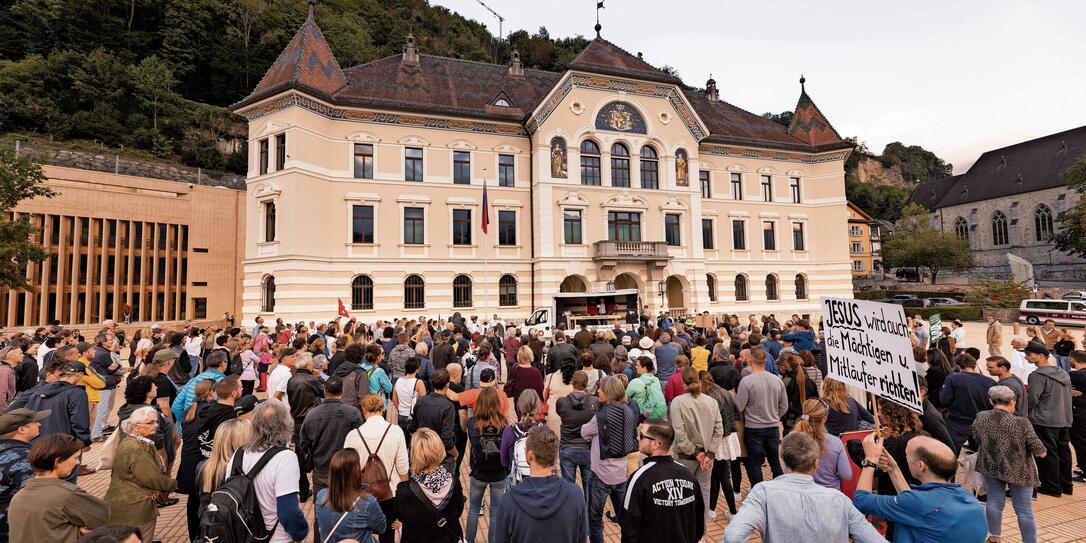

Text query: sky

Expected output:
[433,0,1086,173]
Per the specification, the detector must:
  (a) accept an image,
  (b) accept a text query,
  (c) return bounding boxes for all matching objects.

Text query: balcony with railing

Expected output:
[592,240,672,269]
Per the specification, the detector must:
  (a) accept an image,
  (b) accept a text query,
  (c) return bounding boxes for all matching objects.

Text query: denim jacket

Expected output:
[315,488,387,543]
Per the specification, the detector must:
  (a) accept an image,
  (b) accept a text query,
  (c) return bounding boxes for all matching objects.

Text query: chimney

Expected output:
[637,52,643,59]
[509,50,524,77]
[402,33,419,66]
[705,74,719,101]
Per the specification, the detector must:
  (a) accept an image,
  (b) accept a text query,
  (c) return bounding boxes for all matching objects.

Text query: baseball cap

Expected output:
[0,408,51,434]
[1024,343,1050,356]
[234,395,261,417]
[150,323,161,330]
[639,337,653,350]
[60,361,85,375]
[75,341,94,354]
[153,349,180,363]
[621,336,631,345]
[479,368,496,383]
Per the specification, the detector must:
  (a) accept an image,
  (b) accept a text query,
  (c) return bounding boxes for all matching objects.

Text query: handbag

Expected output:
[322,496,361,543]
[537,372,553,419]
[957,446,987,497]
[502,365,519,397]
[94,426,123,470]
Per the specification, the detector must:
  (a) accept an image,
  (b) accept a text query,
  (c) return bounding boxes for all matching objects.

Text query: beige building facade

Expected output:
[231,13,856,324]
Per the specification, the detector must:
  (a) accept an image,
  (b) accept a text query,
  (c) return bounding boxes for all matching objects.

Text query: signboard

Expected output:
[928,313,941,347]
[821,297,923,414]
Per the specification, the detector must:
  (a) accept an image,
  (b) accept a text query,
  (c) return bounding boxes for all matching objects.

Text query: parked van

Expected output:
[1018,299,1086,327]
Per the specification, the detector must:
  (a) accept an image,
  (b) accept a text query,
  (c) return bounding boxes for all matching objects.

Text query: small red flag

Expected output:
[481,177,490,235]
[337,298,350,318]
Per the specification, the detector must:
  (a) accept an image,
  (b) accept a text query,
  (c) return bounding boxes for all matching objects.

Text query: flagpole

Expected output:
[483,172,489,323]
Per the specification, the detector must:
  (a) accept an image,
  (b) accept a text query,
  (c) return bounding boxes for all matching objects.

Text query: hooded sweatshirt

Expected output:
[8,381,90,445]
[177,401,237,494]
[490,475,588,543]
[555,390,599,448]
[1027,365,1073,428]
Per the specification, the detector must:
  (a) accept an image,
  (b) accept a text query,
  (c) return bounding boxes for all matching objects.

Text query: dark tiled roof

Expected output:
[788,89,847,149]
[238,13,347,108]
[567,38,680,85]
[908,125,1086,209]
[336,55,561,122]
[683,90,811,150]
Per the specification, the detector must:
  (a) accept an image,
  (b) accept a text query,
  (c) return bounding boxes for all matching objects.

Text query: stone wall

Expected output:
[14,141,246,190]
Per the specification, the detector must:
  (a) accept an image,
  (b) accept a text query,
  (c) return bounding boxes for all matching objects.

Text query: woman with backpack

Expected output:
[191,418,251,539]
[395,428,465,543]
[315,449,387,543]
[344,394,409,543]
[500,389,544,487]
[465,387,510,542]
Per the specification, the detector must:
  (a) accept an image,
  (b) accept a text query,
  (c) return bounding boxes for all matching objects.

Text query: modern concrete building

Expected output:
[229,10,856,324]
[909,125,1086,282]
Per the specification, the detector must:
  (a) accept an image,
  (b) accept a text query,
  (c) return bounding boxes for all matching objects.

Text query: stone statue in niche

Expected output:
[550,137,568,178]
[675,149,689,186]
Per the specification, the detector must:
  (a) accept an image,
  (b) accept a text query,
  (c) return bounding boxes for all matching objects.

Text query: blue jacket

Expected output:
[491,475,588,543]
[654,343,680,383]
[171,369,225,429]
[852,482,986,543]
[781,330,816,352]
[7,381,91,445]
[315,488,386,542]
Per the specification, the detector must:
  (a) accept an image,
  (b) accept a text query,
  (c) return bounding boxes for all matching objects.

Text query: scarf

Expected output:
[411,465,453,505]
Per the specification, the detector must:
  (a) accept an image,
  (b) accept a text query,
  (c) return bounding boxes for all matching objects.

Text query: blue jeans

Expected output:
[1055,355,1071,372]
[559,447,592,499]
[588,477,626,543]
[466,477,506,543]
[744,426,783,487]
[983,475,1036,543]
[91,389,113,439]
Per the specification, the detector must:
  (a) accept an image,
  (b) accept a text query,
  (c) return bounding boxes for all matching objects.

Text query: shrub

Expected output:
[911,305,983,321]
[965,279,1028,309]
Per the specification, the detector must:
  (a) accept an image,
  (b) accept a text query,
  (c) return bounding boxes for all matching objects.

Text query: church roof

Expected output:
[908,125,1086,210]
[567,38,680,84]
[787,84,847,150]
[238,11,347,109]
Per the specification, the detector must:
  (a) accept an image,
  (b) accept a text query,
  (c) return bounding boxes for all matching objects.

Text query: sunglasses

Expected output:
[638,432,657,442]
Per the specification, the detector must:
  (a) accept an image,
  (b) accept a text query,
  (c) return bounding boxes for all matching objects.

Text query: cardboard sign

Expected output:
[929,313,942,347]
[821,297,923,414]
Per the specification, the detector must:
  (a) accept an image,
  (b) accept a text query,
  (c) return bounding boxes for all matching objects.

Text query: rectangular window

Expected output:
[732,220,746,250]
[581,154,601,186]
[850,242,864,253]
[498,210,516,245]
[274,133,286,171]
[608,211,641,242]
[792,222,805,251]
[453,151,471,184]
[611,154,630,188]
[405,147,423,182]
[452,209,472,245]
[403,207,424,244]
[730,173,743,200]
[258,139,269,175]
[498,154,515,187]
[702,219,714,249]
[699,170,711,198]
[193,298,207,319]
[354,143,374,179]
[763,221,776,250]
[849,225,863,236]
[640,156,658,189]
[761,175,773,202]
[790,177,801,203]
[563,210,583,244]
[664,214,681,246]
[852,260,864,271]
[352,205,374,244]
[263,202,275,242]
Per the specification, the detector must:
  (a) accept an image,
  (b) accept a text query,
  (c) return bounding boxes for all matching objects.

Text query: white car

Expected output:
[925,297,963,305]
[1062,291,1086,301]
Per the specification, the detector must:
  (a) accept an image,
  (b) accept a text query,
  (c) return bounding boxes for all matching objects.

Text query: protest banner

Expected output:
[929,313,941,346]
[821,297,923,414]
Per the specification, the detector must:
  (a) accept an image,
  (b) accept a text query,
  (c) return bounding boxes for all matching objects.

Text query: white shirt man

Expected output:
[267,355,295,410]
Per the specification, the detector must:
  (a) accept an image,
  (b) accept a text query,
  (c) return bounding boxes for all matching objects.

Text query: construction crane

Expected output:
[475,0,505,64]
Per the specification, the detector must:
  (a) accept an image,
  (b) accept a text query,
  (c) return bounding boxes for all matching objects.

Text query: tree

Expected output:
[129,56,179,130]
[761,111,793,128]
[1053,156,1086,257]
[881,203,974,284]
[0,149,55,290]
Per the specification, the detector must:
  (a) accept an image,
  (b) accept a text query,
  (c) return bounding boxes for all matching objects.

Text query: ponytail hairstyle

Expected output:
[681,367,702,397]
[516,389,541,426]
[185,379,215,424]
[363,343,382,365]
[793,398,829,456]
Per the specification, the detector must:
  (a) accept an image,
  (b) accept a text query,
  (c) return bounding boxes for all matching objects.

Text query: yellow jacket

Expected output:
[78,356,107,403]
[691,346,710,372]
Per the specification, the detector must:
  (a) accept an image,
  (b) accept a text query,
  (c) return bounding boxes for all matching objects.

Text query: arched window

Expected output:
[499,274,517,307]
[1035,204,1054,242]
[706,274,717,302]
[992,211,1009,246]
[734,274,748,301]
[639,145,659,189]
[795,274,808,300]
[261,275,276,312]
[580,140,601,186]
[351,275,373,310]
[765,274,779,301]
[453,274,472,308]
[404,275,425,309]
[954,217,969,242]
[610,143,630,187]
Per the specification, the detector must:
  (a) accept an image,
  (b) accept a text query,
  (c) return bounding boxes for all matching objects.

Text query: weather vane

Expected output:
[595,1,604,37]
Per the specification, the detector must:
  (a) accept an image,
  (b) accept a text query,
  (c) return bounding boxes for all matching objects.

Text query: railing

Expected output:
[593,240,672,260]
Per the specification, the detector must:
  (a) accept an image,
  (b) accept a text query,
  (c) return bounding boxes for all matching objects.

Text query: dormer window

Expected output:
[494,98,512,107]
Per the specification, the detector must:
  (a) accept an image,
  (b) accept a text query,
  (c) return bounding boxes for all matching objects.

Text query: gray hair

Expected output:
[246,400,294,451]
[415,342,429,356]
[120,406,158,435]
[780,431,820,472]
[988,385,1016,406]
[598,376,627,404]
[294,352,314,371]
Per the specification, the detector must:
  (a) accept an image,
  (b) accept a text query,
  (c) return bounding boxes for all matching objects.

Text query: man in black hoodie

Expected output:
[1025,343,1074,496]
[622,418,704,543]
[178,375,241,539]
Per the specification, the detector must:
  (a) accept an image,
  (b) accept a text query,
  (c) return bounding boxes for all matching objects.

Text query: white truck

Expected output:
[524,289,642,339]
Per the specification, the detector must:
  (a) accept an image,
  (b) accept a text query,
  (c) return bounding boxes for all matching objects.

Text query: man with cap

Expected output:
[170,349,229,430]
[66,343,107,440]
[8,360,91,448]
[456,368,514,420]
[1025,343,1075,496]
[0,408,49,539]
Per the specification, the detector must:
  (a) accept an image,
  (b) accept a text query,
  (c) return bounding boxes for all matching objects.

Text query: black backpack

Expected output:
[228,353,244,376]
[195,446,287,543]
[475,424,505,479]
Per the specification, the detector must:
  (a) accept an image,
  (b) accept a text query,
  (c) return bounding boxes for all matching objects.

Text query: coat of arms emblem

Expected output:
[607,104,633,131]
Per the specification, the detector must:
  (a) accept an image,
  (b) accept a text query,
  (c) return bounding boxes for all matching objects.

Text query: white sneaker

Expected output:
[708,510,717,520]
[721,511,733,521]
[734,492,743,502]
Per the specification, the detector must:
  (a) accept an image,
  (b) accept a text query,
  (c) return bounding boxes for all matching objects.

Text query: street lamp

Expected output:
[657,280,666,297]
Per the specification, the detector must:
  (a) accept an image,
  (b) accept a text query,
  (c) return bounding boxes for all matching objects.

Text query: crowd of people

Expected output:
[0,309,1082,543]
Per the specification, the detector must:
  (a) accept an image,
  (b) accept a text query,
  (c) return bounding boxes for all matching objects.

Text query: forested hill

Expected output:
[0,0,591,174]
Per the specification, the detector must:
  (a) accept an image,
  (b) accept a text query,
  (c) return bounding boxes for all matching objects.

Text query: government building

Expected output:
[230,10,856,324]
